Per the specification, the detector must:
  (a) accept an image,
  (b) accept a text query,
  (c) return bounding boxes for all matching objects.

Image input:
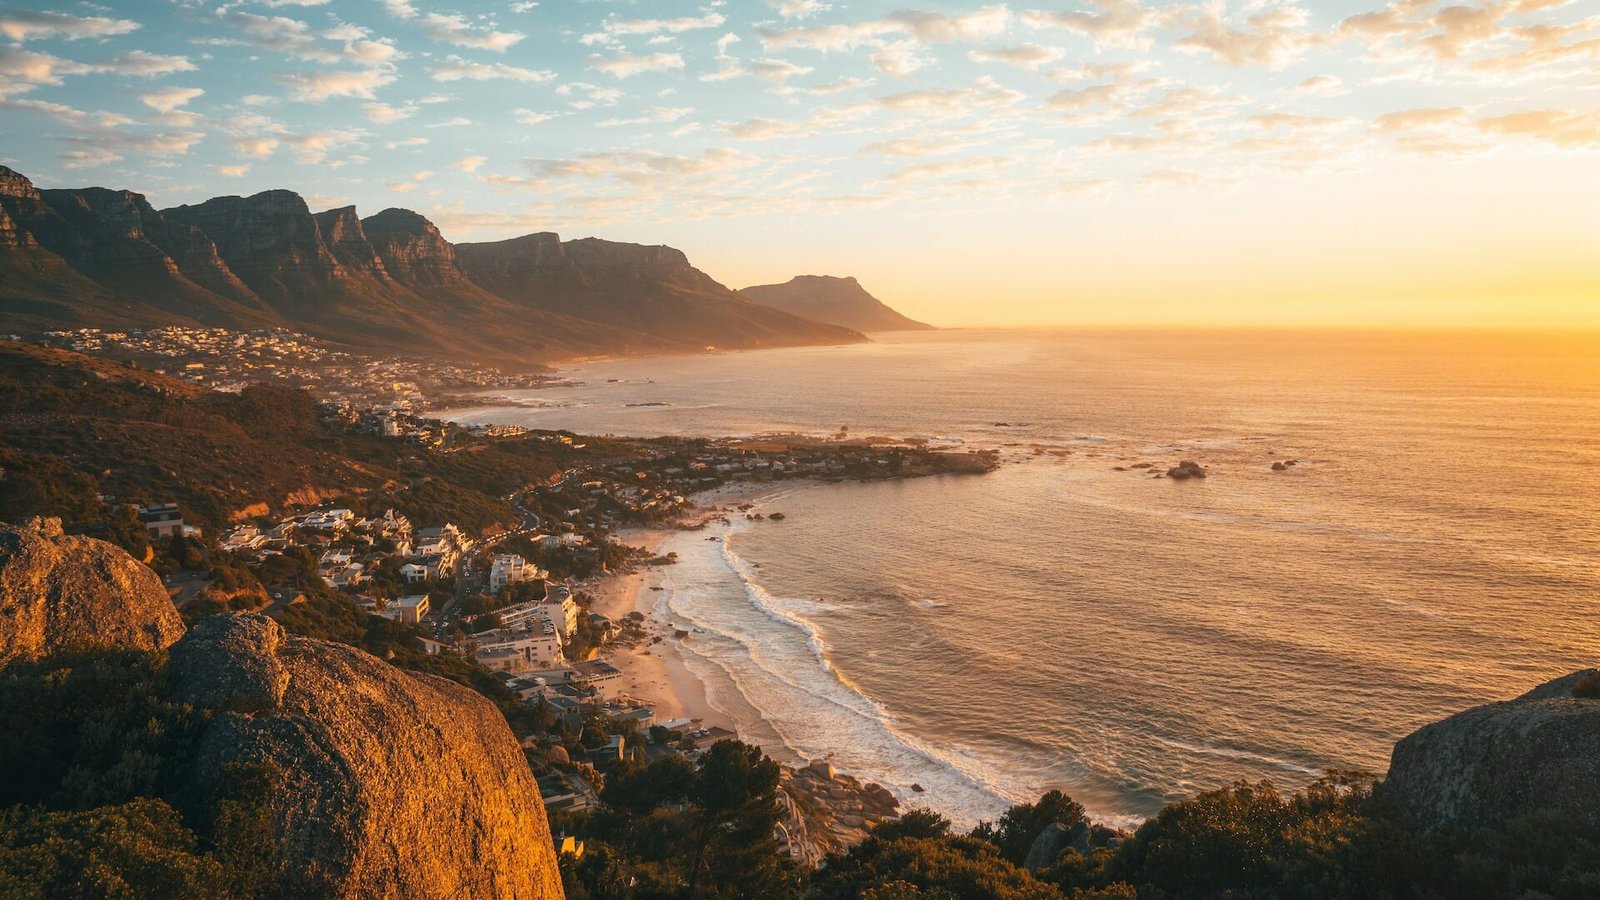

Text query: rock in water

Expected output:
[1382,669,1600,833]
[169,614,564,899]
[0,517,184,666]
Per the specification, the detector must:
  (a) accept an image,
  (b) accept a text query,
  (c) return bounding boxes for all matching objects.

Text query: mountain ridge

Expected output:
[0,166,865,365]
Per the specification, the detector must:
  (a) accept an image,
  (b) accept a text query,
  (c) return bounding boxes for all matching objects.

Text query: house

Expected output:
[488,554,532,592]
[138,503,184,541]
[399,562,429,584]
[394,594,429,624]
[416,637,451,656]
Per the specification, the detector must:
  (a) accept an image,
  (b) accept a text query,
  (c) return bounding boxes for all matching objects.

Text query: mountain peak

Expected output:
[740,274,933,333]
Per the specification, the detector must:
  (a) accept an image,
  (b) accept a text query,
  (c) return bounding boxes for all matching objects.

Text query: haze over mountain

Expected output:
[0,166,863,365]
[740,276,933,333]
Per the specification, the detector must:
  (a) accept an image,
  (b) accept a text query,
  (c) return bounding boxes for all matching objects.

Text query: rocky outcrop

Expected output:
[1166,460,1207,480]
[0,517,184,666]
[1381,669,1600,833]
[169,614,564,898]
[740,275,933,333]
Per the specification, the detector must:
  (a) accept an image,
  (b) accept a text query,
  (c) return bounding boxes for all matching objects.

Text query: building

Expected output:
[489,554,534,592]
[496,581,580,640]
[399,562,429,584]
[471,621,565,674]
[394,594,429,624]
[138,503,184,541]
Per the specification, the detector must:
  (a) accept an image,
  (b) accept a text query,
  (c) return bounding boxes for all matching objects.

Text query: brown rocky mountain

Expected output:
[739,275,932,333]
[0,516,185,667]
[0,165,864,364]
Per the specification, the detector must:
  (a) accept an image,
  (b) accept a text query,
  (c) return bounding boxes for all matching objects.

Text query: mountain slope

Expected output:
[0,165,866,363]
[739,275,932,333]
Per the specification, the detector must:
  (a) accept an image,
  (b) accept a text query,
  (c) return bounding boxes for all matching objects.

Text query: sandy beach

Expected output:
[582,481,802,731]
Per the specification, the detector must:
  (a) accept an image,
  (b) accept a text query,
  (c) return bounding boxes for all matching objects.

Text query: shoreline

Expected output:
[582,481,801,732]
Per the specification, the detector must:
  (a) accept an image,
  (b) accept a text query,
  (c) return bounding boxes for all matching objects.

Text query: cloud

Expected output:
[363,101,416,123]
[749,58,814,84]
[583,12,726,45]
[138,87,204,113]
[96,51,197,77]
[385,136,428,148]
[215,163,251,177]
[880,155,1012,184]
[387,169,433,193]
[506,147,760,188]
[768,0,831,19]
[879,78,1025,118]
[861,136,975,157]
[968,43,1067,71]
[430,57,554,82]
[1175,4,1316,69]
[1020,0,1168,50]
[1372,106,1468,131]
[0,11,139,42]
[419,12,524,52]
[514,108,557,124]
[871,41,931,77]
[597,106,693,127]
[276,67,395,101]
[1295,74,1347,97]
[884,6,1012,43]
[589,51,685,79]
[1475,108,1600,147]
[452,154,487,172]
[210,12,399,66]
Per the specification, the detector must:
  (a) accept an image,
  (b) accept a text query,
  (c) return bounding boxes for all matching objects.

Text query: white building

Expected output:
[393,594,430,624]
[489,554,546,593]
[497,582,579,640]
[471,621,564,673]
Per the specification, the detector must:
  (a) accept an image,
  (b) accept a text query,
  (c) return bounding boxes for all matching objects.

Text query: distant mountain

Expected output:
[739,275,932,333]
[0,166,864,364]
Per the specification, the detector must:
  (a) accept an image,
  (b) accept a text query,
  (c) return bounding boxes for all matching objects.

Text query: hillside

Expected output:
[0,341,631,549]
[740,275,933,333]
[0,166,865,365]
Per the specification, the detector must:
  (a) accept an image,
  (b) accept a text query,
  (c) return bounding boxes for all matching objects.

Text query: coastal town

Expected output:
[69,334,1001,864]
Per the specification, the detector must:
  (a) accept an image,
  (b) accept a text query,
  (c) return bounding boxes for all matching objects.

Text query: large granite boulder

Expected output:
[170,614,564,898]
[0,517,184,666]
[1381,669,1600,833]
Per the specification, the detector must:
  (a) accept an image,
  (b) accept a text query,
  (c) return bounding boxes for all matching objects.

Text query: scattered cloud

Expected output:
[0,11,139,42]
[589,51,685,79]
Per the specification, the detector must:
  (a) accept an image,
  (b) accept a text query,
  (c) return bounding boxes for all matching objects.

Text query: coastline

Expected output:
[584,481,804,732]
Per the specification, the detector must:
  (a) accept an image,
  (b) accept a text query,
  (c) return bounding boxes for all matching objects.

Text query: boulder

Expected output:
[171,614,564,899]
[1166,460,1207,480]
[1381,669,1600,833]
[0,517,184,667]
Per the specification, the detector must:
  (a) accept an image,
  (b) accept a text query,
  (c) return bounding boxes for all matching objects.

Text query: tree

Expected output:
[975,790,1087,866]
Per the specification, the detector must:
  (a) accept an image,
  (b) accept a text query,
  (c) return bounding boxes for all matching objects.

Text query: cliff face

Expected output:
[169,614,565,899]
[1382,669,1600,833]
[163,191,347,311]
[0,517,185,666]
[740,275,933,333]
[362,208,471,288]
[312,206,391,281]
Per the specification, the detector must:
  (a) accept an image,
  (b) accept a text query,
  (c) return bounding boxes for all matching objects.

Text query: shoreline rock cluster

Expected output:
[782,760,901,862]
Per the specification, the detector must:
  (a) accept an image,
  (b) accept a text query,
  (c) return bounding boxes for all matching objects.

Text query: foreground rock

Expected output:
[1382,669,1600,833]
[0,517,184,666]
[170,614,564,899]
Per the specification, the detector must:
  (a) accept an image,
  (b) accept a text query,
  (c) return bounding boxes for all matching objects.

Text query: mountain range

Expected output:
[0,166,911,366]
[740,275,933,333]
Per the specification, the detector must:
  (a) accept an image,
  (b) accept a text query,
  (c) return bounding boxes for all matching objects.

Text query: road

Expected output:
[433,488,543,628]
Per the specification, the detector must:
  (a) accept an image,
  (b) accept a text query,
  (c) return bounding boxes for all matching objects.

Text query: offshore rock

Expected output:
[1382,669,1600,833]
[0,517,184,667]
[171,614,564,898]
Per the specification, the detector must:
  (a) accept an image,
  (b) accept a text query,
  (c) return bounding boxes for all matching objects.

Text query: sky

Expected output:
[0,0,1597,328]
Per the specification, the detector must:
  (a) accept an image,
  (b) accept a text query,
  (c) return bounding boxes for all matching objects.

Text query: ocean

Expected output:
[445,329,1600,827]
